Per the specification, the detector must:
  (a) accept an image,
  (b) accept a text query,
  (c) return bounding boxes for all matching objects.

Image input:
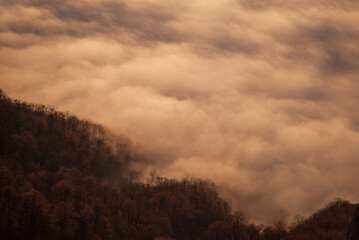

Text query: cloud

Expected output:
[1,0,359,224]
[0,0,186,46]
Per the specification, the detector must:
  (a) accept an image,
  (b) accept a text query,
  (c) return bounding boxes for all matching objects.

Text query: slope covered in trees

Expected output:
[284,199,358,240]
[0,88,357,240]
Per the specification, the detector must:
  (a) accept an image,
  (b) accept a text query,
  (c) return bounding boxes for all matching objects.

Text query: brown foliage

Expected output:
[0,89,357,240]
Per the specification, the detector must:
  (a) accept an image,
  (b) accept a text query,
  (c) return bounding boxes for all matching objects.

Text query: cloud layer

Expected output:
[1,0,359,223]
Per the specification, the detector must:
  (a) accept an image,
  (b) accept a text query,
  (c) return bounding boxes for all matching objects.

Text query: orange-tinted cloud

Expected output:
[1,0,359,224]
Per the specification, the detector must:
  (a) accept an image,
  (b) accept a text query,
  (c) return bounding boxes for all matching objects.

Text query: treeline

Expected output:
[283,199,357,240]
[0,89,134,182]
[0,89,357,240]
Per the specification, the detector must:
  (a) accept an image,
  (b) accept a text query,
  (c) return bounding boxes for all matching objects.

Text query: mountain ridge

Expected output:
[0,88,357,240]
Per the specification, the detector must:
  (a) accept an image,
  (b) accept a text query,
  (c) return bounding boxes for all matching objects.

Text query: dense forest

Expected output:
[0,88,358,240]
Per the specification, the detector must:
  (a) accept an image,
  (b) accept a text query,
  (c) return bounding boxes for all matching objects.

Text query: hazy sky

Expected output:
[1,0,359,223]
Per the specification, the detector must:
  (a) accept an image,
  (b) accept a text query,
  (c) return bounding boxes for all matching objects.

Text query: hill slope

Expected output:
[0,89,357,240]
[0,89,236,240]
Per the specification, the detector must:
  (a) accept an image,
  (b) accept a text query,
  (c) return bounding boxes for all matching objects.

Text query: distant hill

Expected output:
[0,88,357,240]
[284,199,358,240]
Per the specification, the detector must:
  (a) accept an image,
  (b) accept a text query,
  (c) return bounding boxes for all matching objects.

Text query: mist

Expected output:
[1,0,359,223]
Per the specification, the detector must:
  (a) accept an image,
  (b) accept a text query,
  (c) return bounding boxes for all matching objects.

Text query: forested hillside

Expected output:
[0,89,357,240]
[284,199,357,240]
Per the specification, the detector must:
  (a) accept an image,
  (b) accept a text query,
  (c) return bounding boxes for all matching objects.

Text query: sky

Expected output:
[1,0,359,224]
